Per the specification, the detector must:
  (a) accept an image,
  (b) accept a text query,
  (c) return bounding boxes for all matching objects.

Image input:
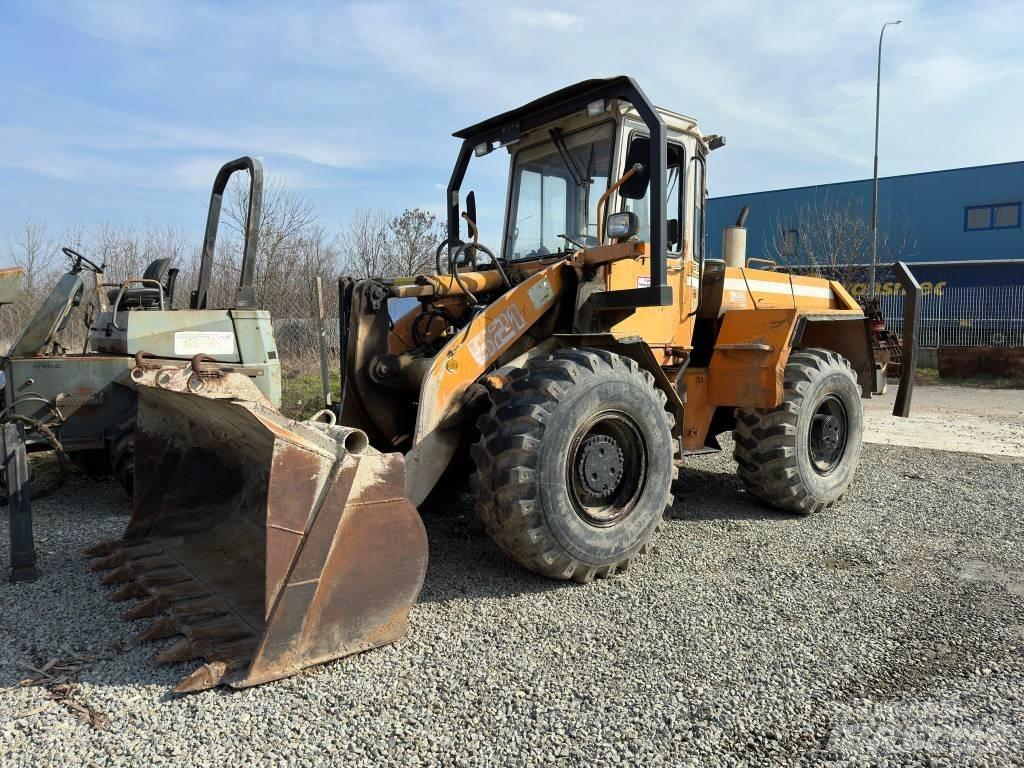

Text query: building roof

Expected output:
[710,160,1024,201]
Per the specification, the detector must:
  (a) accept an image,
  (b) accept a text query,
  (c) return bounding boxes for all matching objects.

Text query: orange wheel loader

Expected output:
[86,76,920,693]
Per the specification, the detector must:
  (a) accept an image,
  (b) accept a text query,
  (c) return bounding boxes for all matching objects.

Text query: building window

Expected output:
[782,229,799,259]
[994,204,1021,228]
[965,203,1021,231]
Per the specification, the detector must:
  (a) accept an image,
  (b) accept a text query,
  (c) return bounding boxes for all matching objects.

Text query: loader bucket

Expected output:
[87,363,427,693]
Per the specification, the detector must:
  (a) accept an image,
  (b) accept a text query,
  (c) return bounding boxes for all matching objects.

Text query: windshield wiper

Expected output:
[549,128,589,189]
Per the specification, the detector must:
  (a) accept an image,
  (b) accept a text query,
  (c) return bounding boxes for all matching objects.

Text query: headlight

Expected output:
[605,212,639,240]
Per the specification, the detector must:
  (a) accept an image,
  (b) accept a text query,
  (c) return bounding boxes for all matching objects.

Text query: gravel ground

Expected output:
[2,440,1023,767]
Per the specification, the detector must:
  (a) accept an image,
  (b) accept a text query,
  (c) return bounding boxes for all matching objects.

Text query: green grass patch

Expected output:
[281,372,341,421]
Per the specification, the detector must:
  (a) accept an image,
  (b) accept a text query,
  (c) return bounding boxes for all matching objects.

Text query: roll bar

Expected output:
[191,156,264,310]
[447,76,672,309]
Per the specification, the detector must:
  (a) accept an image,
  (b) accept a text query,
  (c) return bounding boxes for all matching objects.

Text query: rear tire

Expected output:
[733,348,863,514]
[109,409,135,497]
[471,348,677,583]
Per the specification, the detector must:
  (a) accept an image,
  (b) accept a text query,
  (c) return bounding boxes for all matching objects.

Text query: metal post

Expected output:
[4,422,37,583]
[870,19,902,298]
[891,261,920,418]
[315,275,332,409]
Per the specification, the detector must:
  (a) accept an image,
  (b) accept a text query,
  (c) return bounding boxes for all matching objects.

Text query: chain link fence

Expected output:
[878,285,1024,348]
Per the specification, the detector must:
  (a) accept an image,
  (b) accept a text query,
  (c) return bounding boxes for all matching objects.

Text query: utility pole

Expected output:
[870,19,902,297]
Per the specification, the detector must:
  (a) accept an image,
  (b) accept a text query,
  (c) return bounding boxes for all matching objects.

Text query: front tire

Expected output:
[733,348,863,514]
[471,348,677,583]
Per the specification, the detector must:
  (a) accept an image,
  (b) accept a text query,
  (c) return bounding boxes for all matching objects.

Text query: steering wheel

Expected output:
[560,233,597,249]
[62,247,105,274]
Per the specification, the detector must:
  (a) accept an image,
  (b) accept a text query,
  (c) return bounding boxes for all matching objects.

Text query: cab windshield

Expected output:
[505,122,614,260]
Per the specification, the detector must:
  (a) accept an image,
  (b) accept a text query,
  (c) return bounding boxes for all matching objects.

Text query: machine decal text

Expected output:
[467,304,525,366]
[174,331,236,356]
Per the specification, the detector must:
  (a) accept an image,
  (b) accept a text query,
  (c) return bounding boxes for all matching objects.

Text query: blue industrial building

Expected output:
[707,161,1024,293]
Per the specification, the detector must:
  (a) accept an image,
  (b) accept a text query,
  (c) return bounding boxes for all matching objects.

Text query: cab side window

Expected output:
[618,137,685,252]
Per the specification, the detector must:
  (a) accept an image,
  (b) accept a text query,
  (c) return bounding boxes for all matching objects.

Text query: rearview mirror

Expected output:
[619,139,651,199]
[466,191,477,240]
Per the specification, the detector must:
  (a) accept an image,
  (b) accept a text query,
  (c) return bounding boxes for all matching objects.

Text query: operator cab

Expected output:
[447,78,712,285]
[427,77,721,363]
[498,103,705,268]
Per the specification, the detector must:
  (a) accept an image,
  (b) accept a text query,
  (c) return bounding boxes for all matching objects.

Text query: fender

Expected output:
[551,332,685,439]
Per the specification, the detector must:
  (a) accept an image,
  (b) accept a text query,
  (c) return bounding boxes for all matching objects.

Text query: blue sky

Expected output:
[1,0,1021,249]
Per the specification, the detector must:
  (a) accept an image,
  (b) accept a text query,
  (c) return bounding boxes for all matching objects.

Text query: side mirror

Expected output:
[606,211,639,240]
[619,139,652,199]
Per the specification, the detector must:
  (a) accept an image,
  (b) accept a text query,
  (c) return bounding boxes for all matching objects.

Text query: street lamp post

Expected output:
[869,19,902,298]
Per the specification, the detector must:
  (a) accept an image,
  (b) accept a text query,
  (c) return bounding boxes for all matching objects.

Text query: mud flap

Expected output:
[87,364,427,693]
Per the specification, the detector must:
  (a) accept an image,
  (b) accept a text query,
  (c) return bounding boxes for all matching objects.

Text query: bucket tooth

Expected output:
[83,540,119,557]
[102,560,185,588]
[121,597,163,621]
[124,595,225,623]
[152,631,252,670]
[173,661,229,694]
[85,538,153,557]
[149,581,207,601]
[186,618,251,644]
[102,566,137,585]
[136,616,178,642]
[154,638,199,665]
[140,570,191,588]
[170,640,257,693]
[110,581,149,601]
[89,553,126,572]
[121,543,164,559]
[128,555,179,574]
[169,638,256,688]
[165,597,228,621]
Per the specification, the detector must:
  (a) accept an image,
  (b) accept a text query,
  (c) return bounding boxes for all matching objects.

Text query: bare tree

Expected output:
[340,209,392,279]
[766,192,917,290]
[6,218,58,295]
[223,173,321,312]
[388,208,443,276]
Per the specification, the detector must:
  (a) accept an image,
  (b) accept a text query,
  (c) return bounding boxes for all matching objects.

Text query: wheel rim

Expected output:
[567,411,647,526]
[808,394,848,475]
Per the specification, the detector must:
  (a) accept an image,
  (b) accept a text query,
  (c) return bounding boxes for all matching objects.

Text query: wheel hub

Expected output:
[567,411,648,528]
[809,394,849,475]
[577,435,624,499]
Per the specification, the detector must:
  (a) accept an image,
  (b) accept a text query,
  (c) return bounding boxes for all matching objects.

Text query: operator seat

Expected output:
[108,258,178,310]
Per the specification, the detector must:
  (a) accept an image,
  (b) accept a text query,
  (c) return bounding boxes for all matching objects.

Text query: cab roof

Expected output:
[453,76,634,142]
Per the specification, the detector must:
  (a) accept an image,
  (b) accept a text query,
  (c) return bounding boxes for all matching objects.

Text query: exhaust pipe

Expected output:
[722,206,749,268]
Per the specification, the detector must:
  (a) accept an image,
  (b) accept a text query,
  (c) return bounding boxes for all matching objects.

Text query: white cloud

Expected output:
[507,9,580,30]
[171,156,227,189]
[3,0,1022,232]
